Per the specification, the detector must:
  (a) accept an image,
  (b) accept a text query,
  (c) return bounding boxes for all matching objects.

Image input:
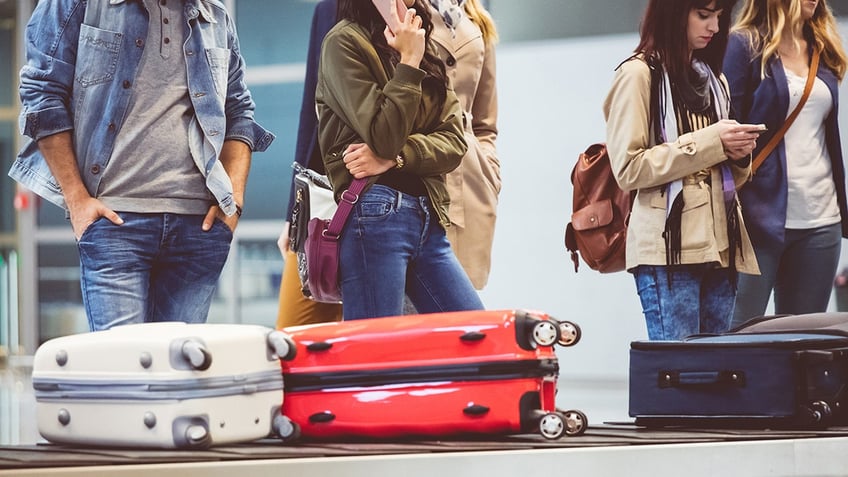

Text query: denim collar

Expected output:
[107,0,217,23]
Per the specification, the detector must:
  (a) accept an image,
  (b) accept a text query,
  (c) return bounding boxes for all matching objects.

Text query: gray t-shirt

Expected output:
[98,0,213,214]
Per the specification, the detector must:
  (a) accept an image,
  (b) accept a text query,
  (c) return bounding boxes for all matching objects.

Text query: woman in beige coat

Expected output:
[428,0,500,290]
[604,0,762,340]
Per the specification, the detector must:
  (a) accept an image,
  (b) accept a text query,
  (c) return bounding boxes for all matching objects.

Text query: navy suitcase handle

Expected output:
[658,370,746,389]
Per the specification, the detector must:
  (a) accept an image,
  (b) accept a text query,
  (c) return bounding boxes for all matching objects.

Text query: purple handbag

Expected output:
[303,178,368,303]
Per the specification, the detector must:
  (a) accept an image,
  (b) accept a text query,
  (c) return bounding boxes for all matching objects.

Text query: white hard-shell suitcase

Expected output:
[32,322,297,449]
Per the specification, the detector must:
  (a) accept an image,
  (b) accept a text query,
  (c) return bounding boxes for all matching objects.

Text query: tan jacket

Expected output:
[430,9,500,289]
[603,57,759,275]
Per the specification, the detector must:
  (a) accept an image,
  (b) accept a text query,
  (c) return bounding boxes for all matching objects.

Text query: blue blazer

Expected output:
[285,0,338,221]
[723,32,848,248]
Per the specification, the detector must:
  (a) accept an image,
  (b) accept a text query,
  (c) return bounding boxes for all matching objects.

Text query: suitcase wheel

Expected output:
[561,409,588,436]
[180,340,212,371]
[173,417,212,449]
[531,321,561,348]
[267,331,298,361]
[184,424,209,447]
[556,320,582,347]
[538,412,565,440]
[804,401,833,426]
[272,414,301,443]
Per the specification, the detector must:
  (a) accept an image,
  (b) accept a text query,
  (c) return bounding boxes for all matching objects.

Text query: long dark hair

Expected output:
[337,0,449,105]
[636,0,737,82]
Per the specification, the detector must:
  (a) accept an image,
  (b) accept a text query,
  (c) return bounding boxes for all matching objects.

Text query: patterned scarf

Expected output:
[428,0,466,31]
[654,58,742,280]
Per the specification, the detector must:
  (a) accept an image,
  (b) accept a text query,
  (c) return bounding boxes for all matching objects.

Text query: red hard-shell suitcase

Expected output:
[278,309,587,441]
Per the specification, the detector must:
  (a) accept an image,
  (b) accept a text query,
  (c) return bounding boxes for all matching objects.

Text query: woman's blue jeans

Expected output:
[732,223,842,328]
[338,185,484,320]
[633,264,736,340]
[77,213,233,330]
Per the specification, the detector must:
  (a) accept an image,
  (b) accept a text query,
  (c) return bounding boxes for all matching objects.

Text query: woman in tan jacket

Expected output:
[428,0,500,290]
[604,0,762,340]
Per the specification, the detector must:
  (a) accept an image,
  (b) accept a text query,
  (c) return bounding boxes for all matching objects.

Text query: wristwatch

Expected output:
[394,154,405,170]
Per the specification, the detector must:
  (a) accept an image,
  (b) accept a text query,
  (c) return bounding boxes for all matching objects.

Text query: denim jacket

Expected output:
[10,0,274,215]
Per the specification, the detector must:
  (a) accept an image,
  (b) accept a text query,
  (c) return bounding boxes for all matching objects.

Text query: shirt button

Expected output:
[90,165,101,175]
[164,37,170,44]
[122,80,131,89]
[163,18,169,24]
[160,0,166,4]
[135,38,144,47]
[107,122,116,132]
[446,56,456,67]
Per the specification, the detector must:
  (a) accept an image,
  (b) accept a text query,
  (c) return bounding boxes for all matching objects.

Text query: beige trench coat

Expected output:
[430,8,501,289]
[603,57,759,275]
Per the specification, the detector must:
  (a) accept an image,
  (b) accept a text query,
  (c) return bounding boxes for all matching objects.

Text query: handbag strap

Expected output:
[752,48,820,174]
[324,178,369,238]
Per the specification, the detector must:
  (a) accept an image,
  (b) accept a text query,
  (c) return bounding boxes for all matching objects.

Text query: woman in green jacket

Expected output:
[315,0,484,320]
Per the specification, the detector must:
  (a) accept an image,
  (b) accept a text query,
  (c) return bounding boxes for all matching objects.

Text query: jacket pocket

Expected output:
[649,185,713,253]
[205,48,230,97]
[76,24,122,87]
[679,187,712,253]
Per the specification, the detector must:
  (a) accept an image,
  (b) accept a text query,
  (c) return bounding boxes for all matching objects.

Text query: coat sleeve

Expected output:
[723,32,755,121]
[18,0,82,141]
[602,58,730,192]
[469,39,499,184]
[319,29,465,176]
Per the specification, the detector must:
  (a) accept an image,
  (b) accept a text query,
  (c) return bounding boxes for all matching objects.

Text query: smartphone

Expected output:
[372,0,408,34]
[754,124,768,135]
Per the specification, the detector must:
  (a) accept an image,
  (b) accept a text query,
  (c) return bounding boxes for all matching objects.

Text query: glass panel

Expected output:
[242,82,302,221]
[0,13,13,107]
[37,244,86,343]
[37,200,69,227]
[0,123,14,233]
[0,249,10,351]
[235,0,314,66]
[487,0,649,41]
[208,239,283,328]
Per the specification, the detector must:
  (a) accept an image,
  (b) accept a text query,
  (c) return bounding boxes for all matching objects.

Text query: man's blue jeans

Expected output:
[338,185,484,320]
[732,223,842,328]
[76,213,232,330]
[633,264,736,340]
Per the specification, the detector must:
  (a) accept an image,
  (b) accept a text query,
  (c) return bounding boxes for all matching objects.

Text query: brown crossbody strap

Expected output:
[752,48,821,174]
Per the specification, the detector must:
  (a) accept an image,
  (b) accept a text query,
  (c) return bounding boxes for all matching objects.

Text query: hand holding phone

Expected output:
[372,0,408,34]
[374,0,425,68]
[738,124,768,135]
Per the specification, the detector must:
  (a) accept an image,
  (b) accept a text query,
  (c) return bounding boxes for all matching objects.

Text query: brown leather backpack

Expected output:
[564,143,635,273]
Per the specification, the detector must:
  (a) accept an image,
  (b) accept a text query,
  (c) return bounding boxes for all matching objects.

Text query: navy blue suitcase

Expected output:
[629,332,848,428]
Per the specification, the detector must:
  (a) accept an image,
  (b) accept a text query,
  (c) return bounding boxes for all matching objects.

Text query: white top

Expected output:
[782,67,841,229]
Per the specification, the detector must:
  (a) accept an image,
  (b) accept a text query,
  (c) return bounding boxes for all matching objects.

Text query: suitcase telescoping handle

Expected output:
[658,370,746,389]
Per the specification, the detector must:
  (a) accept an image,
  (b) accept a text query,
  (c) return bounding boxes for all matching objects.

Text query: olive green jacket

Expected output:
[315,20,467,226]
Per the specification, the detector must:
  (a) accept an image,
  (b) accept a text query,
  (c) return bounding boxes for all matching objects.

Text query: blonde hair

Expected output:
[463,0,498,45]
[732,0,847,80]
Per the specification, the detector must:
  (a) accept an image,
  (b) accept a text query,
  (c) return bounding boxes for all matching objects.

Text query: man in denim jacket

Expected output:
[9,0,274,330]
